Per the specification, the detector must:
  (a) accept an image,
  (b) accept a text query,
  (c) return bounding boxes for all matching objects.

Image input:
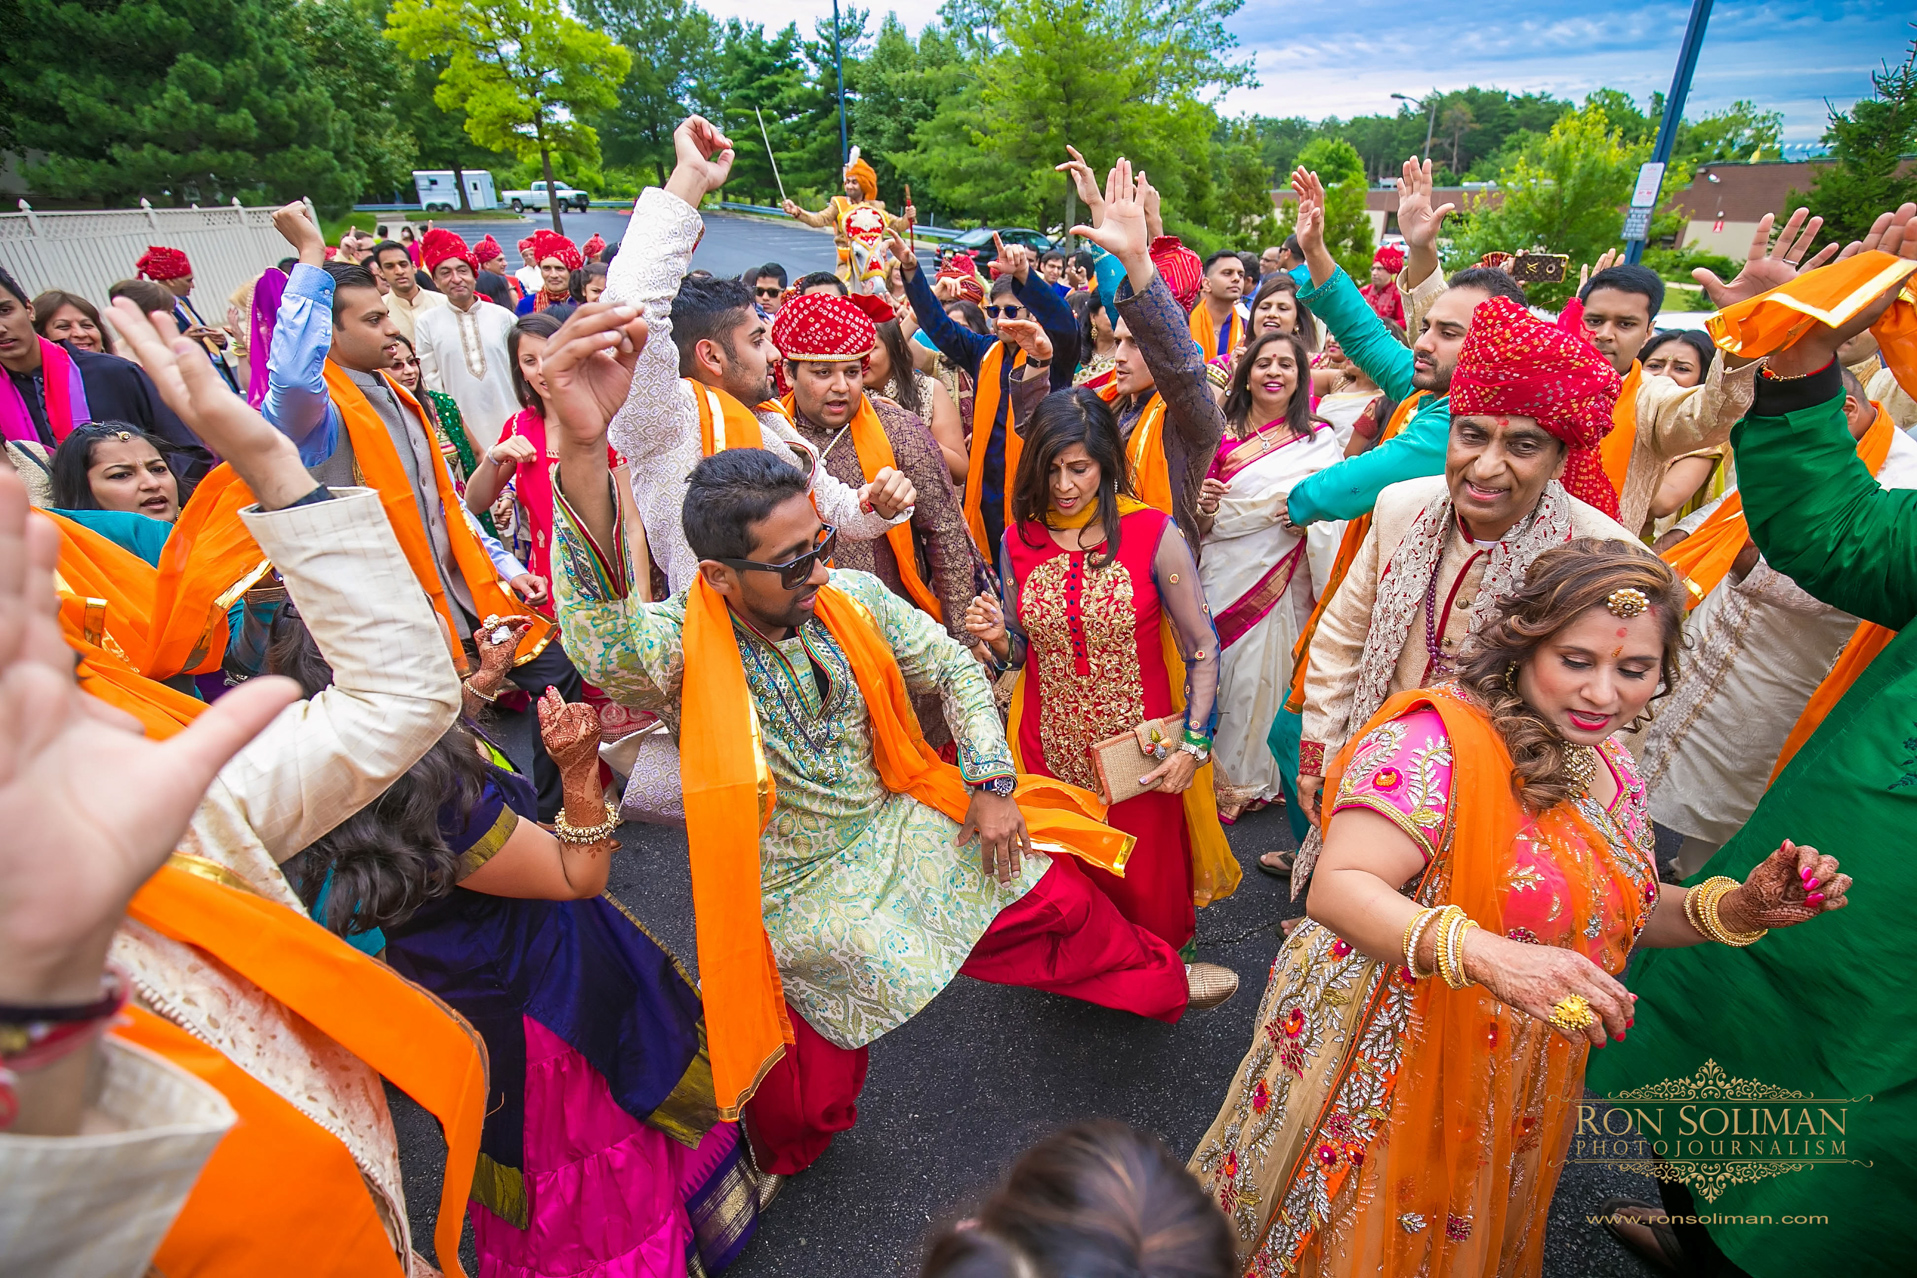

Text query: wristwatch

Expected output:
[1178,740,1211,765]
[972,774,1017,798]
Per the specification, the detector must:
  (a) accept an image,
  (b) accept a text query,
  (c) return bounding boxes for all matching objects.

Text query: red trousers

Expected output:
[743,856,1188,1174]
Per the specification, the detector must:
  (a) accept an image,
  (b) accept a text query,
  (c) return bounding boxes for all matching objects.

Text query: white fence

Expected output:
[0,199,303,323]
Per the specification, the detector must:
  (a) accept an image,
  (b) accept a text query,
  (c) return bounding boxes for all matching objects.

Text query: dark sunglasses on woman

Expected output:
[984,304,1025,320]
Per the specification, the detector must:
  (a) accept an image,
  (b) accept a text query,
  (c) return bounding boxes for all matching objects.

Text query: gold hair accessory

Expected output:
[1548,993,1595,1033]
[113,430,132,441]
[1606,587,1649,618]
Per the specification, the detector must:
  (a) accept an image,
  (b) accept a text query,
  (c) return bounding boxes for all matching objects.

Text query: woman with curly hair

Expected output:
[1190,538,1853,1277]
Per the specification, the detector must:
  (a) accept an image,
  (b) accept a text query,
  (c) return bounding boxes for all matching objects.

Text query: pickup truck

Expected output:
[504,181,591,213]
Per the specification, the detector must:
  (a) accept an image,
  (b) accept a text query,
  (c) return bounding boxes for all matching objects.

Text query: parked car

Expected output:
[503,180,592,213]
[945,226,1056,257]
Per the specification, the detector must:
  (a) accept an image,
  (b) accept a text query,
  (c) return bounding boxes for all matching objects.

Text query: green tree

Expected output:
[1282,137,1372,279]
[13,0,389,214]
[577,0,720,187]
[1793,39,1917,246]
[1446,103,1650,307]
[700,20,812,206]
[850,16,967,219]
[293,0,419,202]
[1680,99,1784,164]
[386,0,632,233]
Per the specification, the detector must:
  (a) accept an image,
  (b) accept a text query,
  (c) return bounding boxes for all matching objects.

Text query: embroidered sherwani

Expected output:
[1298,475,1637,780]
[553,507,1040,1048]
[381,284,446,344]
[413,296,518,452]
[603,187,902,593]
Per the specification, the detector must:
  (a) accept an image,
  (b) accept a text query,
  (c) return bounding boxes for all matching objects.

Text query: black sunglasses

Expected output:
[985,304,1025,320]
[717,525,838,590]
[754,286,783,298]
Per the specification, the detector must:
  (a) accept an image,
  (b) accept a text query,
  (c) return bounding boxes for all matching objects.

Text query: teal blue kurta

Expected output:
[1288,267,1452,525]
[1589,365,1915,1277]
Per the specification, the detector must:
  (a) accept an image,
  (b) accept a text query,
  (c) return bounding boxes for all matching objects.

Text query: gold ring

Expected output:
[1548,994,1595,1033]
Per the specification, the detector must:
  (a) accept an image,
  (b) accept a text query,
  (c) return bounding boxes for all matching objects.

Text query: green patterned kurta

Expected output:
[552,497,1039,1049]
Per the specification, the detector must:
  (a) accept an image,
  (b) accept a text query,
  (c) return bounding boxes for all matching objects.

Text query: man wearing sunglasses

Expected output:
[598,115,917,594]
[750,263,787,314]
[548,337,1227,1176]
[892,228,1081,559]
[771,291,983,743]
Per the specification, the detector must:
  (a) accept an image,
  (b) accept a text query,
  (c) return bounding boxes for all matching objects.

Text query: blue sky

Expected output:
[696,0,1914,148]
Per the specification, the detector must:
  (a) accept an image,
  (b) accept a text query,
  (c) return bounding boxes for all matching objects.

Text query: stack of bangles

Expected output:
[0,968,131,1129]
[1400,904,1478,989]
[1683,876,1767,946]
[554,804,620,846]
[1180,725,1212,762]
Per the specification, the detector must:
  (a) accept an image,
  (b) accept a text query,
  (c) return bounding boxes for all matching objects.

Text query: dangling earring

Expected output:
[1503,662,1521,694]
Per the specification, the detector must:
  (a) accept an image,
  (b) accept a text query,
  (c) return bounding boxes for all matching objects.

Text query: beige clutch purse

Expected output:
[1090,715,1184,806]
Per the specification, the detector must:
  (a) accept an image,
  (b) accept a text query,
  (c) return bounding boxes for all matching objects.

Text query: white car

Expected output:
[504,181,591,213]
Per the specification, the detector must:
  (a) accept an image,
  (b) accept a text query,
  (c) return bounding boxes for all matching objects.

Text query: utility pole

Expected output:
[833,0,848,167]
[1626,0,1715,264]
[1392,93,1440,162]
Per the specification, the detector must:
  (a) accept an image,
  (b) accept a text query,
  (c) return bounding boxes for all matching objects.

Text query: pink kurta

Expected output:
[1007,507,1196,949]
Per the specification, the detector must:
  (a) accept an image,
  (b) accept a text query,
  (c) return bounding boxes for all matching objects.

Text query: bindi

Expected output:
[1616,628,1628,638]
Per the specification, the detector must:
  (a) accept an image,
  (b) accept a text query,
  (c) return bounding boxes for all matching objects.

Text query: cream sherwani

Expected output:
[1639,428,1917,872]
[414,296,518,451]
[382,283,447,344]
[1300,474,1638,774]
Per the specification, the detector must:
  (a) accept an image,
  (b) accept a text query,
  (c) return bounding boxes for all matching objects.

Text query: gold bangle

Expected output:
[1446,918,1480,990]
[1692,876,1766,947]
[1431,906,1462,987]
[1432,906,1476,990]
[464,678,500,704]
[1401,906,1444,979]
[553,808,619,844]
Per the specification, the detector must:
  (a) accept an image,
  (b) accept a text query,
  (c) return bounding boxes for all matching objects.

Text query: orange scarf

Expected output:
[1284,390,1431,713]
[118,860,488,1278]
[1097,380,1173,511]
[691,378,768,455]
[678,579,1133,1116]
[784,391,943,619]
[323,361,551,674]
[1312,687,1644,1274]
[1189,303,1244,362]
[1599,361,1643,498]
[1708,250,1917,403]
[962,340,1027,557]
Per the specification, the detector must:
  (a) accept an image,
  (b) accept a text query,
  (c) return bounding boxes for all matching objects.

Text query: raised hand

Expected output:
[993,233,1032,283]
[536,687,602,774]
[1069,158,1149,268]
[994,317,1054,363]
[109,297,314,510]
[1837,202,1917,261]
[1140,172,1163,240]
[1395,157,1455,252]
[540,302,650,453]
[1579,248,1623,291]
[664,115,735,208]
[1694,207,1838,309]
[1055,146,1106,228]
[271,202,328,267]
[1289,168,1335,286]
[0,467,298,1010]
[472,615,534,683]
[884,227,919,275]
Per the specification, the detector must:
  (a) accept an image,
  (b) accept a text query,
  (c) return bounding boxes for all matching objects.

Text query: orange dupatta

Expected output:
[691,378,770,454]
[1283,390,1432,714]
[1598,362,1644,498]
[1095,380,1174,511]
[322,361,551,675]
[1707,250,1917,402]
[1189,304,1244,362]
[677,578,1132,1116]
[1298,686,1645,1275]
[784,390,943,619]
[119,860,489,1278]
[962,341,1028,557]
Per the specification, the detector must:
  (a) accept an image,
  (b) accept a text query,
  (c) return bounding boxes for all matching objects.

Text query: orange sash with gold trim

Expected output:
[323,361,550,674]
[1095,381,1173,511]
[1189,304,1244,362]
[962,341,1027,557]
[119,861,488,1278]
[1599,362,1643,499]
[1707,250,1917,401]
[691,378,772,455]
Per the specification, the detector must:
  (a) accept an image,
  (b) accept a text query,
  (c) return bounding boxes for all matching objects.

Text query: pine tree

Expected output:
[1794,39,1917,246]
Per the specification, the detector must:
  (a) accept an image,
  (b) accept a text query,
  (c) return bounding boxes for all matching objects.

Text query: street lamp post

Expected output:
[1392,92,1439,162]
[1626,0,1716,264]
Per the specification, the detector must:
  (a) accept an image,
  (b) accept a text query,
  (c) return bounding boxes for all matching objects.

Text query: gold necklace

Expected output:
[1563,743,1599,797]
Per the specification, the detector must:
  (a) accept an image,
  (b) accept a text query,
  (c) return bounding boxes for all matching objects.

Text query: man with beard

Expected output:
[601,115,915,594]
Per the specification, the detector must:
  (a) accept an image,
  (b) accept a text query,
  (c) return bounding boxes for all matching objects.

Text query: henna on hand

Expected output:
[1722,839,1852,931]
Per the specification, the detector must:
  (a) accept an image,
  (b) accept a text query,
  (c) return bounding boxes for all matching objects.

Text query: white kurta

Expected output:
[413,297,519,451]
[1639,427,1917,869]
[1200,423,1346,806]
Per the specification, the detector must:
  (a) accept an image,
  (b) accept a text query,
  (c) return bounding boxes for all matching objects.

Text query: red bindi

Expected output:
[1616,627,1628,638]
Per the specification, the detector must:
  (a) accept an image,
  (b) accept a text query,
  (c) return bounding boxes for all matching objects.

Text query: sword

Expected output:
[755,107,787,205]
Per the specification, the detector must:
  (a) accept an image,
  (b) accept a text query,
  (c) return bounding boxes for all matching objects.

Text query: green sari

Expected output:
[1589,366,1915,1277]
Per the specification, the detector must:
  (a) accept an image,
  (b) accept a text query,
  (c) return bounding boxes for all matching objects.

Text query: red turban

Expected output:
[848,292,899,325]
[1148,235,1203,313]
[136,246,192,281]
[936,253,985,304]
[583,233,607,259]
[1373,243,1405,274]
[472,235,506,266]
[771,291,877,363]
[517,236,535,254]
[421,228,474,276]
[1449,295,1623,517]
[530,230,583,271]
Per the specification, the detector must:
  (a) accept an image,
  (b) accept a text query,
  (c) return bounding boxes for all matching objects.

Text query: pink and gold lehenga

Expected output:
[1190,684,1657,1276]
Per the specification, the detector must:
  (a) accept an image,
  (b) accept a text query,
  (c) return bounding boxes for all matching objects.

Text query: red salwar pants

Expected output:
[743,855,1189,1174]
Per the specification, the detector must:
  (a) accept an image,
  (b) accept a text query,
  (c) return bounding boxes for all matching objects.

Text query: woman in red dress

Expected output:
[967,389,1232,962]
